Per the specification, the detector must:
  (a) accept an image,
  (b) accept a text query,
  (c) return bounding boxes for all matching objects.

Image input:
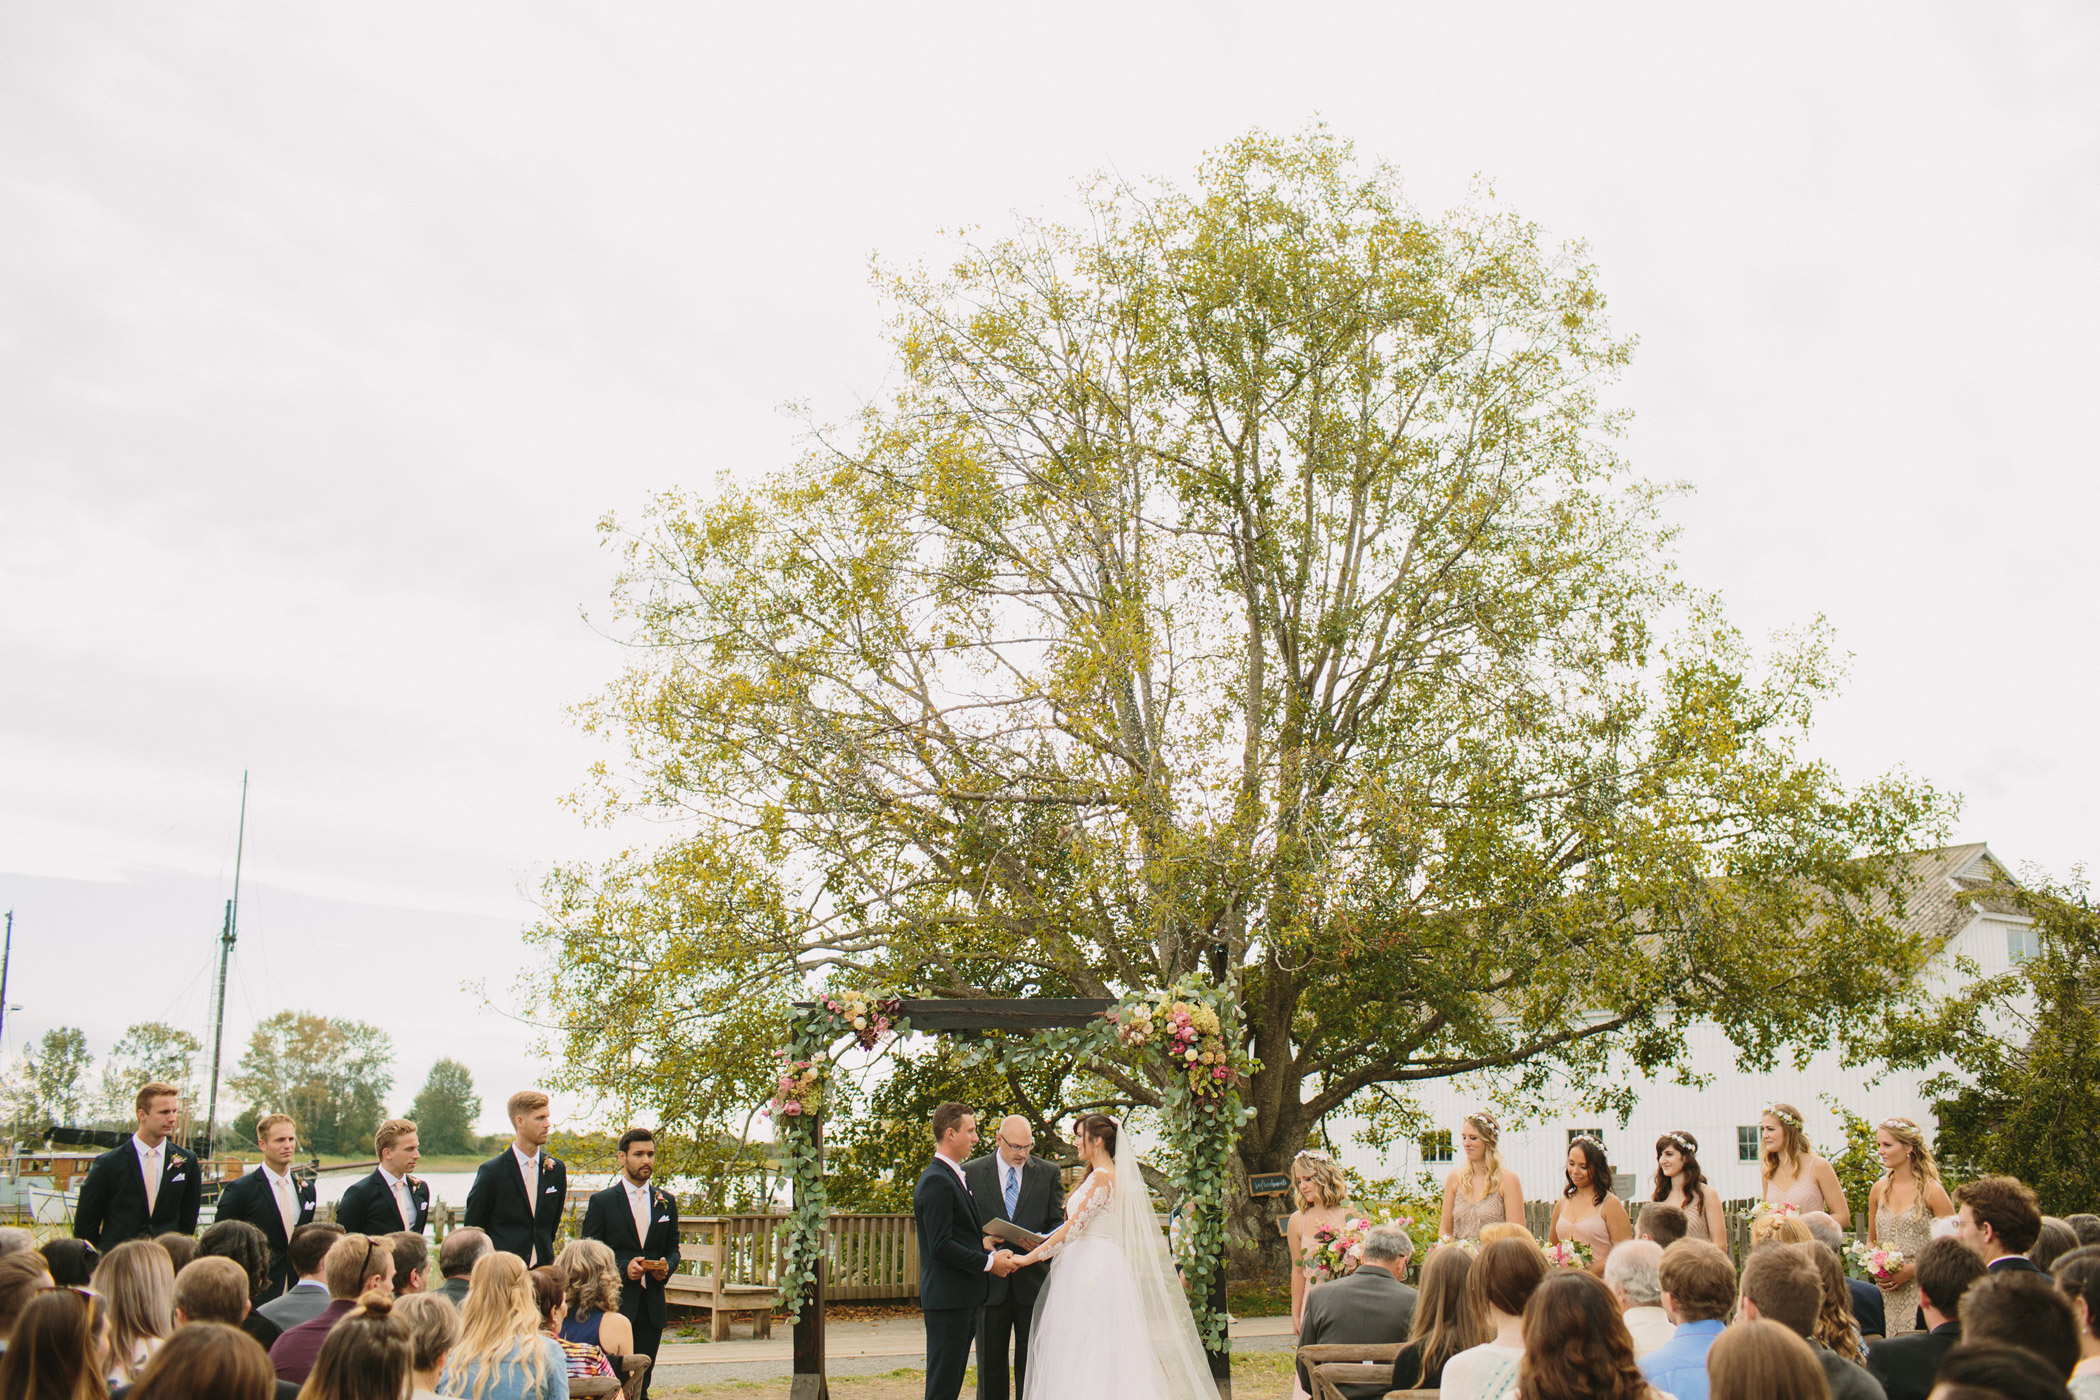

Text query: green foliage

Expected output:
[2,1027,94,1135]
[95,1022,203,1122]
[226,1011,395,1157]
[1820,1095,1884,1224]
[824,1045,1057,1212]
[407,1058,482,1155]
[1880,877,2100,1214]
[534,124,1953,1239]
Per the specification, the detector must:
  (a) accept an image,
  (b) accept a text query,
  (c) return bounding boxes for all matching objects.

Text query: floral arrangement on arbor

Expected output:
[1113,995,1243,1098]
[819,989,903,1050]
[1542,1238,1593,1270]
[769,1058,825,1119]
[1846,1240,1906,1286]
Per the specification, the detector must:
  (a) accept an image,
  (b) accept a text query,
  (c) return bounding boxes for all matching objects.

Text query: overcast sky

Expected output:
[2,4,2094,1135]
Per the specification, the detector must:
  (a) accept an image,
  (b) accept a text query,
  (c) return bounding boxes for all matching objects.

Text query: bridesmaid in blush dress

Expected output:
[1865,1116,1954,1336]
[1548,1136,1629,1275]
[1440,1111,1526,1242]
[1651,1131,1729,1248]
[1758,1103,1851,1225]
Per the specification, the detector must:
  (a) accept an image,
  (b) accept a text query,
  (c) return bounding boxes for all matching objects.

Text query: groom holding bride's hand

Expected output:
[915,1103,1023,1400]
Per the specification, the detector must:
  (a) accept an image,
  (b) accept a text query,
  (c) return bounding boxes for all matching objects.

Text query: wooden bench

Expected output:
[665,1228,778,1341]
[1292,1342,1436,1400]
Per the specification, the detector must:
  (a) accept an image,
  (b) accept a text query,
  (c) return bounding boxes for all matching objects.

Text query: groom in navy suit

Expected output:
[914,1104,1019,1400]
[73,1082,203,1250]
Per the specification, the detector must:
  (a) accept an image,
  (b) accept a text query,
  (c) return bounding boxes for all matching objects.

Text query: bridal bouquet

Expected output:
[1754,1200,1803,1221]
[1302,1216,1376,1281]
[1433,1235,1481,1257]
[1542,1239,1593,1270]
[1847,1241,1906,1285]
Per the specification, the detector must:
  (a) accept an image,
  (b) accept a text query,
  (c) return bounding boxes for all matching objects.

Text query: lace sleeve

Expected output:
[1034,1171,1113,1260]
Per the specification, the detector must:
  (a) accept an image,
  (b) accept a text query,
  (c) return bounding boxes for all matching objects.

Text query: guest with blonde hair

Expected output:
[1864,1115,1953,1337]
[1481,1221,1540,1249]
[394,1293,460,1400]
[1441,1111,1526,1242]
[1758,1103,1849,1225]
[94,1239,174,1385]
[1705,1318,1831,1400]
[1753,1212,1816,1249]
[297,1292,412,1400]
[437,1252,565,1400]
[554,1240,633,1362]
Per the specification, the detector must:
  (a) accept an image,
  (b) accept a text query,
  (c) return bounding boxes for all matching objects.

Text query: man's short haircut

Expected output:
[1739,1241,1822,1337]
[1361,1224,1414,1264]
[0,1227,30,1258]
[1637,1203,1688,1246]
[930,1102,972,1143]
[384,1231,428,1294]
[2066,1214,2100,1247]
[1961,1271,2080,1379]
[1914,1235,1986,1318]
[1604,1238,1663,1307]
[1935,1340,2078,1400]
[255,1112,295,1141]
[617,1127,655,1154]
[173,1255,251,1325]
[1658,1238,1737,1322]
[437,1226,491,1280]
[1956,1175,2044,1254]
[322,1233,391,1300]
[1803,1210,1844,1254]
[135,1081,180,1112]
[506,1089,550,1122]
[373,1118,418,1155]
[288,1222,346,1277]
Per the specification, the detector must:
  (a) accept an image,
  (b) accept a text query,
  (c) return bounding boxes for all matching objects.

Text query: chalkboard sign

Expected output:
[1248,1172,1292,1198]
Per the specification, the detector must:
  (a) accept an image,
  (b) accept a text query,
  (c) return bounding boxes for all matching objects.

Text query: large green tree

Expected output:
[93,1021,204,1124]
[407,1058,482,1155]
[2,1027,94,1135]
[227,1012,394,1157]
[532,127,1949,1254]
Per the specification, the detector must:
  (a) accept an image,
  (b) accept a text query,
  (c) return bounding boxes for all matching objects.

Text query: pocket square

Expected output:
[168,1172,187,1183]
[657,1214,671,1223]
[545,1185,560,1193]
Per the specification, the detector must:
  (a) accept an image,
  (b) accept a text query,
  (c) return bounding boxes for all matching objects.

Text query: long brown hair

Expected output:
[1653,1131,1708,1205]
[1761,1103,1812,1185]
[1406,1245,1487,1378]
[297,1291,411,1400]
[1808,1243,1862,1363]
[0,1288,110,1400]
[95,1240,173,1384]
[1516,1270,1649,1400]
[1471,1237,1549,1320]
[127,1323,272,1400]
[1706,1318,1829,1400]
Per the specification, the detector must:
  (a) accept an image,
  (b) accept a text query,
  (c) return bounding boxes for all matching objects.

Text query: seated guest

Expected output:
[0,1228,32,1258]
[1961,1271,2081,1383]
[1440,1236,1547,1400]
[1957,1176,2046,1274]
[1391,1244,1484,1391]
[255,1223,345,1333]
[2037,1220,2083,1274]
[385,1232,430,1296]
[530,1266,614,1381]
[1705,1317,1829,1400]
[1640,1239,1738,1400]
[96,1240,175,1386]
[1605,1239,1674,1357]
[268,1233,393,1384]
[1637,1203,1689,1248]
[1809,1210,1887,1340]
[197,1219,283,1351]
[1866,1235,1985,1400]
[150,1235,195,1274]
[1808,1241,1868,1362]
[1293,1223,1416,1399]
[0,1251,53,1350]
[1753,1212,1816,1249]
[395,1293,460,1400]
[1479,1220,1538,1249]
[555,1240,635,1364]
[434,1226,491,1310]
[298,1292,412,1400]
[0,1288,112,1397]
[2068,1216,2100,1250]
[119,1322,275,1400]
[2064,1252,2100,1399]
[1736,1242,1883,1400]
[155,1256,299,1400]
[1516,1270,1668,1399]
[1934,1341,2076,1400]
[437,1252,567,1400]
[39,1238,98,1286]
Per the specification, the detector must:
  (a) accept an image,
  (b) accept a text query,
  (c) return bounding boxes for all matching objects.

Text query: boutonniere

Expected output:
[407,1176,423,1190]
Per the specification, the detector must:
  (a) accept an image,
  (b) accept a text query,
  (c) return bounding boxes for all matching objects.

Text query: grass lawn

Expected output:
[656,1351,1296,1397]
[1226,1276,1292,1319]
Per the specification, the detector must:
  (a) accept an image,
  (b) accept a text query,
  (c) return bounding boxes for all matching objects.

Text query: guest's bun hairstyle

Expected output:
[1750,1212,1813,1248]
[1075,1113,1119,1159]
[1955,1174,2044,1254]
[1935,1340,2078,1400]
[1657,1238,1737,1322]
[1760,1102,1811,1183]
[1515,1269,1645,1400]
[1563,1135,1610,1205]
[1469,1236,1548,1319]
[125,1321,275,1400]
[302,1291,413,1400]
[1961,1272,2081,1381]
[1704,1317,1827,1400]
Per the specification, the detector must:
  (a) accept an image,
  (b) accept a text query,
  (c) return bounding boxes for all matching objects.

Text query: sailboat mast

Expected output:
[203,771,248,1155]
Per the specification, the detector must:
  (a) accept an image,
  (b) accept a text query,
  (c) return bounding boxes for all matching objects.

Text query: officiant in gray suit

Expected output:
[1296,1224,1419,1400]
[964,1115,1066,1400]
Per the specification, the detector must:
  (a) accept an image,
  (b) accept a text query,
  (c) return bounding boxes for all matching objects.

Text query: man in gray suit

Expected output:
[1296,1224,1419,1400]
[432,1227,491,1310]
[254,1222,345,1331]
[964,1115,1067,1400]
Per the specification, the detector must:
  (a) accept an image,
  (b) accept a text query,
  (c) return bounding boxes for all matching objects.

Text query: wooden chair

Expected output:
[565,1352,650,1399]
[1293,1342,1414,1400]
[663,1226,778,1340]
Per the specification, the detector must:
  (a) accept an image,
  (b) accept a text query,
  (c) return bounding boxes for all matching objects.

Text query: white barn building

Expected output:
[1333,844,2030,1203]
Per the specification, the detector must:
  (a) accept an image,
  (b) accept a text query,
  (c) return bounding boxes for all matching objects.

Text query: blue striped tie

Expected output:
[1004,1164,1019,1218]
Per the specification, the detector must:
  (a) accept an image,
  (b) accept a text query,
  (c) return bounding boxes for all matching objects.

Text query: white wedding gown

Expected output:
[1024,1132,1217,1400]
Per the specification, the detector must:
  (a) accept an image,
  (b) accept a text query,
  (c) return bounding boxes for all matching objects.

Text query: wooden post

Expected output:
[1208,1254,1232,1398]
[789,1114,828,1400]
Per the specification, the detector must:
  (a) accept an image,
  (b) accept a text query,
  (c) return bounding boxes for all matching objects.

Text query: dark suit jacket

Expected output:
[1988,1253,2046,1274]
[579,1179,683,1328]
[962,1153,1065,1308]
[212,1167,318,1298]
[913,1157,989,1312]
[1866,1321,1959,1400]
[1296,1264,1419,1400]
[1849,1276,1888,1338]
[72,1138,203,1250]
[333,1169,430,1238]
[1811,1339,1889,1400]
[434,1276,472,1310]
[464,1149,567,1265]
[269,1297,355,1383]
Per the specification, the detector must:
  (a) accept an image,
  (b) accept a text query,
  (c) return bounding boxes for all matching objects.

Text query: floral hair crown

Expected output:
[1467,1110,1500,1137]
[1660,1131,1697,1153]
[1294,1148,1335,1163]
[1569,1134,1606,1155]
[1763,1104,1804,1130]
[1878,1117,1919,1133]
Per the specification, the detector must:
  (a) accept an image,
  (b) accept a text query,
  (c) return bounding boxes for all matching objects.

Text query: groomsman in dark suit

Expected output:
[333,1120,431,1238]
[73,1081,203,1250]
[580,1128,682,1398]
[963,1115,1065,1400]
[211,1112,318,1298]
[465,1089,566,1266]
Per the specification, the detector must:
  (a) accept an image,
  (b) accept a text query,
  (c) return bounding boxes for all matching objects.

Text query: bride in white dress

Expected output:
[1011,1112,1216,1400]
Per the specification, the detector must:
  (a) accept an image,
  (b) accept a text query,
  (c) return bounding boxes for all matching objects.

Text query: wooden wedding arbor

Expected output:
[782,995,1242,1400]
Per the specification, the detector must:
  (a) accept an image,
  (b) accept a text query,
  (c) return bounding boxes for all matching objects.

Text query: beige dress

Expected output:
[1875,1198,1935,1336]
[1561,1204,1616,1268]
[1451,1183,1508,1239]
[1763,1172,1828,1213]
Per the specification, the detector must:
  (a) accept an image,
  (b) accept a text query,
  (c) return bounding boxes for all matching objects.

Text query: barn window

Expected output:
[2007,924,2040,963]
[1738,1126,1760,1161]
[1420,1130,1454,1163]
